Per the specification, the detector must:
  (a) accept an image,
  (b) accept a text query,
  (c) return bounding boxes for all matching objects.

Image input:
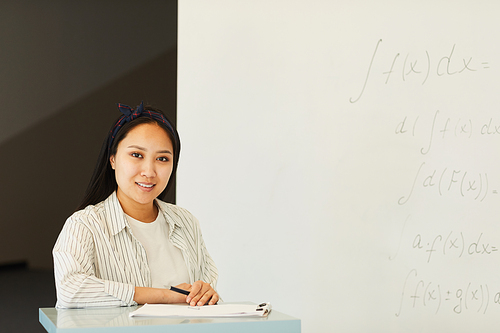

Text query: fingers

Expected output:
[198,287,219,306]
[186,280,219,306]
[186,280,205,306]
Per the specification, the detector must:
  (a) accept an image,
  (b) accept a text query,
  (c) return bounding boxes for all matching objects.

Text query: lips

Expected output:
[136,182,155,189]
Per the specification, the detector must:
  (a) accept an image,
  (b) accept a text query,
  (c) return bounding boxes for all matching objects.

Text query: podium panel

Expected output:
[39,303,301,333]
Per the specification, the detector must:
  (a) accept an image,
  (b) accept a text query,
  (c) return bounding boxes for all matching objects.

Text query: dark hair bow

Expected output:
[108,101,178,153]
[110,102,145,141]
[117,102,144,118]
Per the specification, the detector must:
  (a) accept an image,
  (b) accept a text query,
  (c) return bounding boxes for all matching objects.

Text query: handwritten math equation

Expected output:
[412,232,498,263]
[395,110,500,155]
[398,162,495,205]
[350,39,490,103]
[396,269,500,316]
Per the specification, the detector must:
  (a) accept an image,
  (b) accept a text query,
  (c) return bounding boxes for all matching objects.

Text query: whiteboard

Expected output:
[177,1,500,332]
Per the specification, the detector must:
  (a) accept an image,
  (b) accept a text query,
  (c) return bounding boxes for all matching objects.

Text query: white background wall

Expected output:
[177,1,500,332]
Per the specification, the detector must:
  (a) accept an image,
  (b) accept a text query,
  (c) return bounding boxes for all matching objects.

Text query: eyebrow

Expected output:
[127,145,173,155]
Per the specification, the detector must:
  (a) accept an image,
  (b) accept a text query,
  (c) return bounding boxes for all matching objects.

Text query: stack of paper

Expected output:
[129,303,271,318]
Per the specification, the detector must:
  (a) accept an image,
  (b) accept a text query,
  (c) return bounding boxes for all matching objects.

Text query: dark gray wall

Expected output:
[0,1,177,269]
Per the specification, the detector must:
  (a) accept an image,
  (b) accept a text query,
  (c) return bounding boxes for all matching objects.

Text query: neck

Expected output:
[125,205,158,223]
[116,192,158,223]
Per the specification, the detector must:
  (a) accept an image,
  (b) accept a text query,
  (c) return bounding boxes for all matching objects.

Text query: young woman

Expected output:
[53,102,219,308]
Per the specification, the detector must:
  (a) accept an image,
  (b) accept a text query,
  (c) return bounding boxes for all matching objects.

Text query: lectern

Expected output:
[39,303,301,333]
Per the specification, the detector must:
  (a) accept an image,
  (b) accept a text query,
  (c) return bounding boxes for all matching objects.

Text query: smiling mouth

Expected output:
[136,182,155,188]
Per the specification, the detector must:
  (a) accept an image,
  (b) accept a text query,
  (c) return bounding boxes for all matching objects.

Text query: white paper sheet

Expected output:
[129,303,271,318]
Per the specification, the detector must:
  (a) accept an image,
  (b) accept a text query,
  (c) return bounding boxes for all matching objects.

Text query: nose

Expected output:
[141,159,156,178]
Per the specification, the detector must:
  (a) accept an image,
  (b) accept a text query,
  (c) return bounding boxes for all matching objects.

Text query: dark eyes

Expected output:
[130,152,169,162]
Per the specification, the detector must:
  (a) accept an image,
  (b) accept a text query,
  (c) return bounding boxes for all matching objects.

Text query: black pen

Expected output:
[165,285,217,306]
[168,285,190,296]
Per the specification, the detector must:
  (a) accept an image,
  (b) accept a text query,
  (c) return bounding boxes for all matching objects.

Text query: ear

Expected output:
[110,155,116,170]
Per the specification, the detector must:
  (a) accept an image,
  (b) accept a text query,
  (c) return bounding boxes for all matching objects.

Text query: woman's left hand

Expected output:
[185,280,219,306]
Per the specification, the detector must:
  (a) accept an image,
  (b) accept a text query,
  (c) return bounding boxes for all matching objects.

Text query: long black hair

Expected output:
[77,104,180,211]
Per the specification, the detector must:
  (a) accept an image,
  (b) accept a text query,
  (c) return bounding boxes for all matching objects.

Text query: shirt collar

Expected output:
[105,192,181,236]
[105,192,129,236]
[156,200,183,230]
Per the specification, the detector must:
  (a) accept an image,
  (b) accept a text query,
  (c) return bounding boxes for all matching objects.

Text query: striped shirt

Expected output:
[53,192,218,308]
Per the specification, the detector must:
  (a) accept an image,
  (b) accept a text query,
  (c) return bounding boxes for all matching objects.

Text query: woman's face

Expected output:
[110,122,174,213]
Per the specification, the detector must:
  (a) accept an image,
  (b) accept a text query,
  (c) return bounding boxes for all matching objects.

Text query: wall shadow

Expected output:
[0,48,177,268]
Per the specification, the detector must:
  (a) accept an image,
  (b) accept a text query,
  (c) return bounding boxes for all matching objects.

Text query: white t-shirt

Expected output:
[126,212,190,288]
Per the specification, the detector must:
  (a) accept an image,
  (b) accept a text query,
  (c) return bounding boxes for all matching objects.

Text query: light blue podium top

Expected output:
[39,302,301,333]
